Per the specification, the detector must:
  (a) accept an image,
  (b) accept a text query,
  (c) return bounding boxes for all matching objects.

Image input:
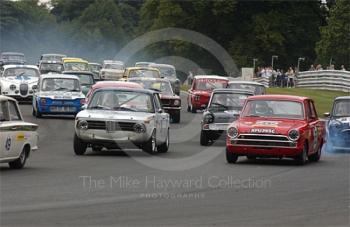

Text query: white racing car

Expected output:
[0,95,38,169]
[74,87,170,155]
[0,65,39,101]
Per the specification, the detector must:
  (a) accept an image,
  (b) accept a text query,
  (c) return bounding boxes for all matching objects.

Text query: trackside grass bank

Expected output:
[267,88,349,115]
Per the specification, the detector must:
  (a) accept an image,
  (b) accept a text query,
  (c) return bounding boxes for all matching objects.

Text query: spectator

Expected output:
[309,65,315,71]
[316,64,323,70]
[286,67,295,87]
[329,64,335,70]
[341,65,346,71]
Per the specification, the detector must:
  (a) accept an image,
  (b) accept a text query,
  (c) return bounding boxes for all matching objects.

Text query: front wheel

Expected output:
[295,143,308,165]
[33,103,42,118]
[9,147,28,169]
[74,134,87,155]
[172,111,180,123]
[226,148,238,164]
[308,143,322,162]
[200,130,210,146]
[158,129,169,153]
[143,130,157,154]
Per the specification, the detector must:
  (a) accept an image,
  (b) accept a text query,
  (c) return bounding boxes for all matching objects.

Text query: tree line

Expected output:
[0,0,349,75]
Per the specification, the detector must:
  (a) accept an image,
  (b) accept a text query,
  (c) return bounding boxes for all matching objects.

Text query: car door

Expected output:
[6,100,25,159]
[307,100,321,154]
[0,100,18,159]
[153,93,167,142]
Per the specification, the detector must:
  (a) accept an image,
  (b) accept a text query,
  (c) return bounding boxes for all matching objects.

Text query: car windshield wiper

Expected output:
[113,106,136,112]
[54,87,68,91]
[89,105,112,110]
[211,102,228,109]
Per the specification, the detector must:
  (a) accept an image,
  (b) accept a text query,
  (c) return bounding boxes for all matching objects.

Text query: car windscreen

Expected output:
[42,55,64,61]
[40,63,63,72]
[72,74,94,86]
[194,79,227,90]
[89,64,100,71]
[209,93,250,112]
[3,68,39,78]
[157,66,176,78]
[228,83,265,95]
[41,78,80,92]
[88,90,154,113]
[128,69,160,79]
[1,54,25,62]
[64,62,89,71]
[332,100,350,117]
[133,80,173,95]
[242,100,304,119]
[104,63,124,70]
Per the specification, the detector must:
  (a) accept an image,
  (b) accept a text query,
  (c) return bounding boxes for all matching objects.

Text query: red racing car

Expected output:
[226,95,325,165]
[187,75,229,113]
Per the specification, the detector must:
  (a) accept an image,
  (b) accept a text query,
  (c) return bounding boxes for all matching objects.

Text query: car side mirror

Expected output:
[324,112,330,117]
[81,104,87,110]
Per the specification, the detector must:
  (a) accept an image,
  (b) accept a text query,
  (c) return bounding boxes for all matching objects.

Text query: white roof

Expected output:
[228,80,264,86]
[194,75,228,80]
[149,63,175,69]
[40,73,79,80]
[103,60,124,65]
[3,64,39,70]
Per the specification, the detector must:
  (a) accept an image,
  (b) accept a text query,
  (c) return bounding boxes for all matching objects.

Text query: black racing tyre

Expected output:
[33,102,42,118]
[226,148,238,164]
[158,129,169,153]
[200,130,210,146]
[9,147,28,169]
[172,111,180,123]
[308,143,322,162]
[191,105,197,113]
[143,130,157,154]
[74,133,87,155]
[295,142,308,165]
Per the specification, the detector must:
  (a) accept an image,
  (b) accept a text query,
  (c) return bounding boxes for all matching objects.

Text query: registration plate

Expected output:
[50,106,76,112]
[209,124,228,130]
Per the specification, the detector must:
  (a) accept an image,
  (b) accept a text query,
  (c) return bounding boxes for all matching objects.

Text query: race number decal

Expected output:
[5,137,11,151]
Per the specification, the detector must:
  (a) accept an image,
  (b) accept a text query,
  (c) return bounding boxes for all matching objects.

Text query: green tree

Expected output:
[316,0,350,68]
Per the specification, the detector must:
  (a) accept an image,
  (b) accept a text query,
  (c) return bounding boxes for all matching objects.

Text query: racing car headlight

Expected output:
[32,85,38,90]
[330,120,342,128]
[227,127,238,139]
[10,84,16,90]
[204,113,214,124]
[173,99,180,106]
[40,97,47,105]
[77,120,88,130]
[133,123,146,133]
[194,95,200,101]
[288,129,300,141]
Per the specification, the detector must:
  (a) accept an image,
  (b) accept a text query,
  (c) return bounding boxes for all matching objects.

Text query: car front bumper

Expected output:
[226,138,303,157]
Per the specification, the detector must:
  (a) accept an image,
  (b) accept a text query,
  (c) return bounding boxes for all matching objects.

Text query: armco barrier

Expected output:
[252,77,270,87]
[296,70,350,93]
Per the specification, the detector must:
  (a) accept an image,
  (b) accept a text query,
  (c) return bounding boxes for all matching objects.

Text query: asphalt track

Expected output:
[1,92,349,226]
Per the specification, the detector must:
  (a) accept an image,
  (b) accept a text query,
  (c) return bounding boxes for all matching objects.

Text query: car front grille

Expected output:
[87,120,135,132]
[161,99,171,107]
[20,84,29,96]
[232,134,296,148]
[87,121,106,130]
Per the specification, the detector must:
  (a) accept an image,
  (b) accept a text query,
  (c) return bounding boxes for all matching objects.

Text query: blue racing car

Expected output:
[324,96,350,152]
[32,74,85,117]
